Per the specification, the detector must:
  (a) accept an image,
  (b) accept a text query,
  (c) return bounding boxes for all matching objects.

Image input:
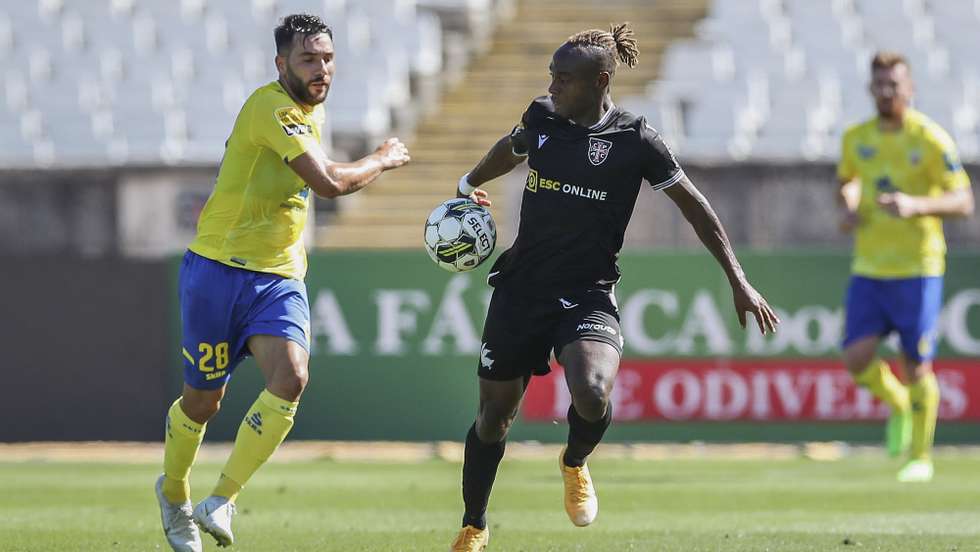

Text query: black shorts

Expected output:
[478,286,624,381]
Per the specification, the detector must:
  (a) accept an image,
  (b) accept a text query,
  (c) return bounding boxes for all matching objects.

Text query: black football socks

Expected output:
[461,423,505,530]
[563,403,612,468]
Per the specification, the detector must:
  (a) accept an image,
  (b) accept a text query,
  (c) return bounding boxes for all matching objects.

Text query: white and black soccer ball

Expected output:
[423,198,497,272]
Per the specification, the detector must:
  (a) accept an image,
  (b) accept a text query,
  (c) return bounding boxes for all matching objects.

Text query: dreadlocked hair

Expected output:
[566,22,639,69]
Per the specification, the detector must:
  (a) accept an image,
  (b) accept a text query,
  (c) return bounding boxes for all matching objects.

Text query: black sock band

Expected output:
[563,403,612,468]
[461,423,505,529]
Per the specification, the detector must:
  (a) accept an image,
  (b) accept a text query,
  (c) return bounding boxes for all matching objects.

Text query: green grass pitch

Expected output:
[1,452,979,551]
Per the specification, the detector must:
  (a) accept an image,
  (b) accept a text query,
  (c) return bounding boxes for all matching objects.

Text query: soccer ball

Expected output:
[423,198,496,272]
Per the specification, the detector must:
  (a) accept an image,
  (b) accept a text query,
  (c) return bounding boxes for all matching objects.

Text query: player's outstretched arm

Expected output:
[876,187,974,218]
[664,176,780,334]
[289,138,410,198]
[456,128,528,205]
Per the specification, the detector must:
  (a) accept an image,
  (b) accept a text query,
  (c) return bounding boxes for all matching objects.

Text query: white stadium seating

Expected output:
[2,0,975,166]
[638,0,980,162]
[0,0,491,167]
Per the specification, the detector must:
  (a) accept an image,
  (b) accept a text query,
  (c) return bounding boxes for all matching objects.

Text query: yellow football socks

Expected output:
[163,397,206,504]
[213,389,299,502]
[854,358,910,412]
[854,359,910,413]
[909,372,940,460]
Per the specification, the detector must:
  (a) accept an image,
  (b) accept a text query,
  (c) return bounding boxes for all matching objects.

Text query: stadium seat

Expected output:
[678,89,748,159]
[0,0,489,167]
[0,107,24,142]
[0,129,36,165]
[620,0,980,162]
[50,118,113,166]
[358,0,443,77]
[327,70,392,143]
[5,0,975,167]
[941,33,980,77]
[1,70,29,111]
[656,40,735,87]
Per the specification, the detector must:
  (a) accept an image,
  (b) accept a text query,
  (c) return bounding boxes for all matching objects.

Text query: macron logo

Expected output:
[538,134,549,148]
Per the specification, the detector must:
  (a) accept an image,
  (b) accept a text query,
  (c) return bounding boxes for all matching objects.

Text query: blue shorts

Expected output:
[179,250,310,390]
[842,275,943,363]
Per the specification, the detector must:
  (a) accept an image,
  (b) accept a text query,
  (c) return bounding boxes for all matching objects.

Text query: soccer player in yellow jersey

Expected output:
[837,51,973,483]
[154,14,410,551]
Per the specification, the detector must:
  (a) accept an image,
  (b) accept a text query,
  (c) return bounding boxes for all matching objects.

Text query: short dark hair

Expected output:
[275,13,332,54]
[871,51,908,72]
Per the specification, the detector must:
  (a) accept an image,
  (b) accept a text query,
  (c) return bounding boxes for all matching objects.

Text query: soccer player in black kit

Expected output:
[448,24,781,551]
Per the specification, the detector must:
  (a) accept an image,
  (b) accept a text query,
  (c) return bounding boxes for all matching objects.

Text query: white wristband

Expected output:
[458,173,477,196]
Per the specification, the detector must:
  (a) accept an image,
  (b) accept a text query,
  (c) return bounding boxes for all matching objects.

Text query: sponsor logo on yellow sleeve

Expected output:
[275,107,313,137]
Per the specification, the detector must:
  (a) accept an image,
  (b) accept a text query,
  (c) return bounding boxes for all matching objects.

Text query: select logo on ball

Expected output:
[423,198,497,273]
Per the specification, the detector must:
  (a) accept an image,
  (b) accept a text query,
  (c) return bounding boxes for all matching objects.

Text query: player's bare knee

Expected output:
[269,362,308,401]
[182,395,221,424]
[843,337,878,375]
[278,372,307,401]
[567,371,612,421]
[843,351,873,375]
[291,364,310,391]
[843,358,864,376]
[571,387,609,422]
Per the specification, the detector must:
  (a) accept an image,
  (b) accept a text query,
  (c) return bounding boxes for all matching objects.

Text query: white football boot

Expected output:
[154,475,202,552]
[193,495,237,547]
[897,459,934,483]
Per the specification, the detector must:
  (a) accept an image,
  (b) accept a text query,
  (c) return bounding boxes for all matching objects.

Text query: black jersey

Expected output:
[487,96,684,297]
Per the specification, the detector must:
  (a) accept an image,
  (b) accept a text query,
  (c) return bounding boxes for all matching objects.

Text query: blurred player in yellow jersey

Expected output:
[837,51,973,483]
[154,14,410,551]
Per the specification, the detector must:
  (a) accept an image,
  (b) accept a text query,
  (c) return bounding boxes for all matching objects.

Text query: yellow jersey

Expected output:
[189,80,325,280]
[837,109,970,278]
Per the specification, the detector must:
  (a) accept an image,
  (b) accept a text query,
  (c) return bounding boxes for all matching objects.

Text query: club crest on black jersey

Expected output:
[489,96,685,298]
[587,137,613,165]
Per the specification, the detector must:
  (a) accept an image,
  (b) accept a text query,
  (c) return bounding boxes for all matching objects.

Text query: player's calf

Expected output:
[886,410,912,457]
[474,386,523,444]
